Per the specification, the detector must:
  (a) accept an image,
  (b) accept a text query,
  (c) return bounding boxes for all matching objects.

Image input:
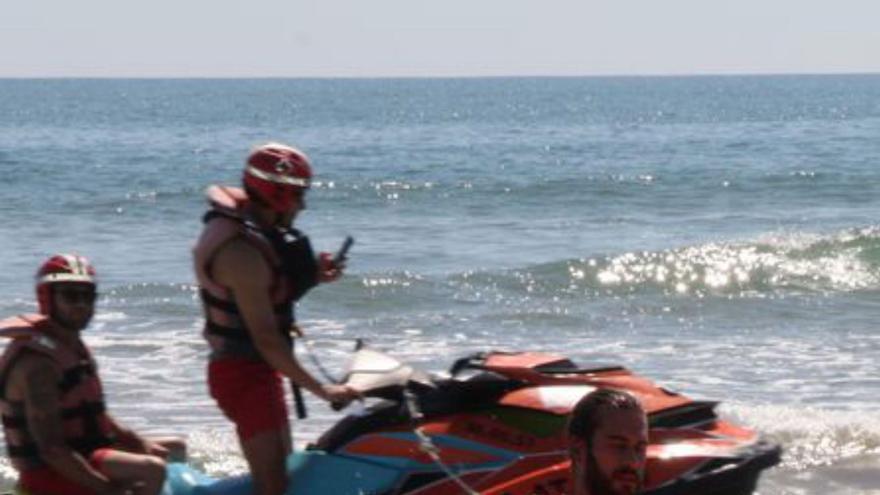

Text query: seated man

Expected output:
[0,254,185,495]
[567,388,648,495]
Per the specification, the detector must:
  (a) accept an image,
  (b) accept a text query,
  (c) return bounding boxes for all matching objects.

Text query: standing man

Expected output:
[0,254,185,495]
[567,388,648,495]
[193,142,358,495]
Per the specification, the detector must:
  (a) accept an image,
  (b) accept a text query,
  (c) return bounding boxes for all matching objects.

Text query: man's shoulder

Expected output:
[11,350,60,373]
[5,350,61,397]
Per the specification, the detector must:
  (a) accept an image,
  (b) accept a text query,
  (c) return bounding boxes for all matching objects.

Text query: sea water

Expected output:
[1,76,879,494]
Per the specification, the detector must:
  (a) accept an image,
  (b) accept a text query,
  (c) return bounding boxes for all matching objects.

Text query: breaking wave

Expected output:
[443,226,880,301]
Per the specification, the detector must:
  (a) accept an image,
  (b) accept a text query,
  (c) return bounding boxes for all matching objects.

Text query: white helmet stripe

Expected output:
[75,255,87,275]
[39,272,95,284]
[63,254,82,275]
[245,166,310,187]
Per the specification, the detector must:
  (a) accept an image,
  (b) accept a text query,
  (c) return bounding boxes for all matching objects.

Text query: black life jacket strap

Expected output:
[289,339,307,420]
[202,209,237,224]
[200,289,290,315]
[58,362,97,394]
[205,321,251,342]
[200,289,240,314]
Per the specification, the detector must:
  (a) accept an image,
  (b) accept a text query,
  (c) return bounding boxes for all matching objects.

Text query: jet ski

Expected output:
[164,347,781,495]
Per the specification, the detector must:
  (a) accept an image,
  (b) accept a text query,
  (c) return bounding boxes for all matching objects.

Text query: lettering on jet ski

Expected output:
[463,421,538,448]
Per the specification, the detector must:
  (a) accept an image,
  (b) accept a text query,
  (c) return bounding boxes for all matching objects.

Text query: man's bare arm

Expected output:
[213,239,329,400]
[15,354,114,494]
[104,415,145,452]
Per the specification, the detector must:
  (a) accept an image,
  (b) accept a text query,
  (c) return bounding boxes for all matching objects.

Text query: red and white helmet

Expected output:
[243,142,312,213]
[35,254,97,314]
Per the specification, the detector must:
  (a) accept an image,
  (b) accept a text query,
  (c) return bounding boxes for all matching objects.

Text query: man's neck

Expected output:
[45,319,83,349]
[245,203,282,230]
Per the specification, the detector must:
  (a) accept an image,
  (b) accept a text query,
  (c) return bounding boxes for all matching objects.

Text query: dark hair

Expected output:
[567,388,643,444]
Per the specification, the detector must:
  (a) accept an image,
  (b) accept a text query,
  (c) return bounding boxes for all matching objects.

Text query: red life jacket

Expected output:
[192,185,318,358]
[0,314,116,471]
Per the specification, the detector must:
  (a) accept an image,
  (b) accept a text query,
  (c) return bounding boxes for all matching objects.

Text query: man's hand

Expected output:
[318,252,345,283]
[116,431,168,459]
[321,384,361,409]
[142,439,170,459]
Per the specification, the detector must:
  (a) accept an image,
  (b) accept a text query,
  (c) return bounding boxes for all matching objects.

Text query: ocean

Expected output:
[1,76,879,494]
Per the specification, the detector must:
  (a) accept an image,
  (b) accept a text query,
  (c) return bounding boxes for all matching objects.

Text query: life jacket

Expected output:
[193,185,319,359]
[0,314,116,471]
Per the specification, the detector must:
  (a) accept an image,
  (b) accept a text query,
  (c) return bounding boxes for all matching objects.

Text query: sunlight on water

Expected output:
[587,228,880,296]
[185,430,249,477]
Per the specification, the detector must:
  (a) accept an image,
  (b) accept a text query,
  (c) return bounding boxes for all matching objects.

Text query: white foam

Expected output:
[721,402,880,471]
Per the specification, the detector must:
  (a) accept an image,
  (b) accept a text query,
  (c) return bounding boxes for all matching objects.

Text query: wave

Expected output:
[723,403,880,494]
[44,227,880,315]
[723,402,880,471]
[296,227,880,317]
[441,227,880,300]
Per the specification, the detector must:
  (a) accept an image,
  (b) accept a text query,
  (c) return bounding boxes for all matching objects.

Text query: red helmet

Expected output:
[35,254,97,315]
[243,142,312,213]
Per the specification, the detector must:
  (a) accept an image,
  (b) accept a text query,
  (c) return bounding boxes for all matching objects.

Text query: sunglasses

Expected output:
[55,288,98,305]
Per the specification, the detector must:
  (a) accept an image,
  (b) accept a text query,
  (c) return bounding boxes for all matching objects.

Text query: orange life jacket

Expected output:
[0,314,116,471]
[192,185,318,359]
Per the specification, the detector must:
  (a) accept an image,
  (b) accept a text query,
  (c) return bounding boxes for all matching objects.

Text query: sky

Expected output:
[2,0,879,77]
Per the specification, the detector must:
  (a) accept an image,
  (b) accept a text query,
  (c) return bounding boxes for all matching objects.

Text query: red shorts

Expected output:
[208,357,289,440]
[19,448,112,495]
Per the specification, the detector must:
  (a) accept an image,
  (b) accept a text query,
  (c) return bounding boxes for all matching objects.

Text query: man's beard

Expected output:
[584,449,643,495]
[51,310,90,333]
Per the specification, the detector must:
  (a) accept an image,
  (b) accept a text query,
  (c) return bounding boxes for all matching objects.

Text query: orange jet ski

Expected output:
[166,347,781,495]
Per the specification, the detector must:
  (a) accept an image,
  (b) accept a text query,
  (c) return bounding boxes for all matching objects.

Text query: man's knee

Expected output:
[136,454,167,485]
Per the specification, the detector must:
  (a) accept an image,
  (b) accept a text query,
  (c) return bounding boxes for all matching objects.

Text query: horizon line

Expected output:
[2,70,879,80]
